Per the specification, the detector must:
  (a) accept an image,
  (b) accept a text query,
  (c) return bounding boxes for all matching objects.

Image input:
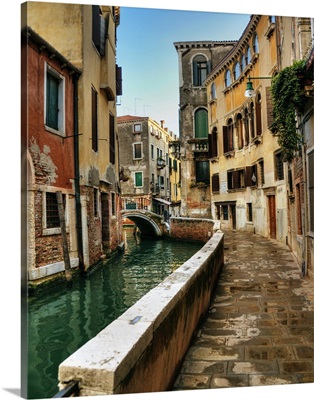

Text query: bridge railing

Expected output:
[124,197,151,211]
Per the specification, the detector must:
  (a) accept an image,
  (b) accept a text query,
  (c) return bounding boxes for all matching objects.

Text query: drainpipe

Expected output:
[73,73,84,272]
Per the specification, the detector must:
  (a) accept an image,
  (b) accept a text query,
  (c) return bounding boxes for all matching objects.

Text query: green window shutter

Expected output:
[135,172,142,187]
[46,73,59,130]
[195,109,208,138]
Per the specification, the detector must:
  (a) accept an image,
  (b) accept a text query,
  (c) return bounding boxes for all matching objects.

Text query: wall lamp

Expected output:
[245,75,272,98]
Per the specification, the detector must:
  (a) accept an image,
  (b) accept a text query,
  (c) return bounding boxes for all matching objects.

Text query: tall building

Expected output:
[24,2,123,280]
[117,116,181,220]
[204,15,287,240]
[174,40,237,217]
[275,16,314,277]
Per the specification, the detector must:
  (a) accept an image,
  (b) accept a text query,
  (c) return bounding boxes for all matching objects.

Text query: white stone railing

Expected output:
[57,231,224,396]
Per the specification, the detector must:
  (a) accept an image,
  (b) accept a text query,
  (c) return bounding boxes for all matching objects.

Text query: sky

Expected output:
[116,8,250,135]
[1,2,313,400]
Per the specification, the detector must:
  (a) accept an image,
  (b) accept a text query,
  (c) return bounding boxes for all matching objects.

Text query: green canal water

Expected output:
[27,229,203,399]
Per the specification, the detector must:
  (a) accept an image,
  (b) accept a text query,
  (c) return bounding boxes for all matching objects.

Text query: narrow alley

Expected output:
[173,230,314,390]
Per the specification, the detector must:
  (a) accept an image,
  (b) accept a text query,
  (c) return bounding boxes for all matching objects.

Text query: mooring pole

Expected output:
[56,191,72,283]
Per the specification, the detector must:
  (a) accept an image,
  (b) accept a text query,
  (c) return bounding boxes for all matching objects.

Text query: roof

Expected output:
[117,115,147,123]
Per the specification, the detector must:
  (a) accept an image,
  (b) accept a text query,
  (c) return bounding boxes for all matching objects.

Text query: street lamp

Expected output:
[244,75,272,98]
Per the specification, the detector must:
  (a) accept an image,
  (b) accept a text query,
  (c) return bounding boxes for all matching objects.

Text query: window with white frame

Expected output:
[45,63,65,135]
[43,191,66,235]
[134,123,142,133]
[133,142,142,159]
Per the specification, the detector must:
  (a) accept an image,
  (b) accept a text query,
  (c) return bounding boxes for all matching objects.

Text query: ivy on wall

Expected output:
[270,60,308,162]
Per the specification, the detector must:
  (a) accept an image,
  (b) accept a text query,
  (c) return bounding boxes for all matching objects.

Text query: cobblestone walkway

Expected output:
[173,230,314,391]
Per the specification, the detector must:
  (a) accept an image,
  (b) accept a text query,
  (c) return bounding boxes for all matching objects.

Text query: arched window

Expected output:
[242,53,246,69]
[223,118,234,153]
[250,102,255,139]
[193,55,208,86]
[209,127,218,158]
[211,83,217,100]
[253,34,259,54]
[194,108,208,138]
[236,113,244,149]
[255,92,262,136]
[246,46,252,64]
[244,107,249,145]
[233,62,241,80]
[225,69,231,88]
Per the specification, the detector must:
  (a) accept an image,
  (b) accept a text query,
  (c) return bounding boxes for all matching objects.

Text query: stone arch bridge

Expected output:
[121,209,166,237]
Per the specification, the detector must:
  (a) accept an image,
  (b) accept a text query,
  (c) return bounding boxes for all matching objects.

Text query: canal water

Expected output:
[27,228,203,399]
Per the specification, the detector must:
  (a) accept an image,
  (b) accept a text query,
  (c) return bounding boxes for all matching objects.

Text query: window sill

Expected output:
[45,125,65,137]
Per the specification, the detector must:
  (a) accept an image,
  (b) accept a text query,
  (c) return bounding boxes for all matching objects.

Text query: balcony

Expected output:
[157,158,166,169]
[187,138,208,153]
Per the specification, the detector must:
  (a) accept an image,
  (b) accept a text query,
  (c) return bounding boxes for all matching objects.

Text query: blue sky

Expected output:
[116,8,250,134]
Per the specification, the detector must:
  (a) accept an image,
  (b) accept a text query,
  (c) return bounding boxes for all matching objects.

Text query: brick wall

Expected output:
[170,217,214,243]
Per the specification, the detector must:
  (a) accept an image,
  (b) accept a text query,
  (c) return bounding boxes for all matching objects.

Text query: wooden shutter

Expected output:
[223,126,228,153]
[116,65,123,96]
[233,170,240,189]
[109,113,115,164]
[266,86,274,128]
[245,166,253,187]
[212,174,220,192]
[256,97,262,135]
[91,87,98,152]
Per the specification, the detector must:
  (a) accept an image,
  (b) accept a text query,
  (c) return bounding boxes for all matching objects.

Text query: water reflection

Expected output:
[27,229,202,399]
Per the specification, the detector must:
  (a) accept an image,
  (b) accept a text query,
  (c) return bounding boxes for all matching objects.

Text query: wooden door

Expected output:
[268,195,276,239]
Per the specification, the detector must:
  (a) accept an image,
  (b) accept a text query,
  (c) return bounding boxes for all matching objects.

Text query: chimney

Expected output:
[160,120,165,129]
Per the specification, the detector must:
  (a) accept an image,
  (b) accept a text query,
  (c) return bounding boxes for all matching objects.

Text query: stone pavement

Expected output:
[173,230,314,391]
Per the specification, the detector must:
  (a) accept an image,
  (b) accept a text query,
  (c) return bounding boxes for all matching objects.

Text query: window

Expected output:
[151,144,154,159]
[236,114,244,149]
[134,171,143,187]
[109,113,115,164]
[111,192,116,216]
[233,62,241,80]
[274,151,284,181]
[222,205,228,220]
[246,46,252,64]
[46,192,62,228]
[308,150,314,232]
[242,53,247,70]
[193,55,208,86]
[94,188,98,217]
[245,165,257,187]
[250,102,255,139]
[92,5,106,56]
[173,159,178,172]
[195,160,209,183]
[255,93,262,136]
[244,108,250,145]
[209,127,218,158]
[212,174,220,192]
[247,203,253,222]
[194,108,208,138]
[253,34,259,53]
[133,143,142,159]
[134,123,142,133]
[258,159,265,186]
[223,119,234,153]
[45,64,64,134]
[91,87,98,152]
[225,69,231,88]
[228,170,245,190]
[296,183,302,235]
[211,83,217,100]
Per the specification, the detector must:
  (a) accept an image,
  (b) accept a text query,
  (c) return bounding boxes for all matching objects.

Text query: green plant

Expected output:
[270,60,308,162]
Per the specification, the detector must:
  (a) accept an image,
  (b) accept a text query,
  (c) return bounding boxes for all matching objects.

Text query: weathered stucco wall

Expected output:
[58,231,224,396]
